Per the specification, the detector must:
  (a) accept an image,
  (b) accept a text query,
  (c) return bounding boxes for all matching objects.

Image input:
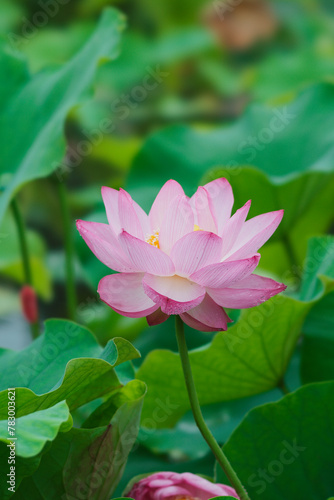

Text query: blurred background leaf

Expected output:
[0,7,125,223]
[0,0,334,494]
[300,236,334,384]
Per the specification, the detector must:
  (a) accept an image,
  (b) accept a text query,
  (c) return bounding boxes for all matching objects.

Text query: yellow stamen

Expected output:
[146,230,160,248]
[146,226,202,248]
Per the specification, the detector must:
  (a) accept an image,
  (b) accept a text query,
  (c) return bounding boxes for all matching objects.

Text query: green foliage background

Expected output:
[0,0,334,498]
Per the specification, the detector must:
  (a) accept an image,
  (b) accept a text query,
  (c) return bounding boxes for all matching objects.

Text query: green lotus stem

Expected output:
[57,180,77,321]
[11,198,39,339]
[175,315,251,500]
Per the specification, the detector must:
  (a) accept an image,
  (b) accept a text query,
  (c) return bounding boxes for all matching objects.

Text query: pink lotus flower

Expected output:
[124,471,239,499]
[77,179,286,332]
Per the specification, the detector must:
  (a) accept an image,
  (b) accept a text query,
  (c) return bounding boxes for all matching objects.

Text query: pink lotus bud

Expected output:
[20,285,38,324]
[125,471,239,499]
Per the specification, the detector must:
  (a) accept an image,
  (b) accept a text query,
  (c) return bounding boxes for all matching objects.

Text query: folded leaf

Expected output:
[0,400,72,458]
[0,400,72,499]
[0,319,140,394]
[13,381,146,500]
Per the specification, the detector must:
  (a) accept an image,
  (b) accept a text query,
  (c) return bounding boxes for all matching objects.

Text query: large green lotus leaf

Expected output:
[0,451,43,499]
[299,236,334,301]
[0,401,72,458]
[0,8,125,223]
[0,324,141,498]
[0,319,100,393]
[138,348,301,459]
[0,213,51,299]
[203,167,334,274]
[100,337,140,367]
[82,379,145,429]
[136,294,310,428]
[12,381,146,500]
[301,294,334,383]
[0,319,101,392]
[300,237,334,383]
[0,319,139,393]
[0,43,28,105]
[20,22,95,73]
[0,358,120,420]
[0,400,71,499]
[218,381,334,500]
[129,84,334,195]
[128,84,334,271]
[252,46,334,103]
[138,392,279,459]
[76,25,213,139]
[0,319,140,419]
[137,231,334,428]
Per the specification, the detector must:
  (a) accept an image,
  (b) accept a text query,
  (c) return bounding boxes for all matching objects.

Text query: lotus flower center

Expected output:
[146,225,202,249]
[146,230,160,248]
